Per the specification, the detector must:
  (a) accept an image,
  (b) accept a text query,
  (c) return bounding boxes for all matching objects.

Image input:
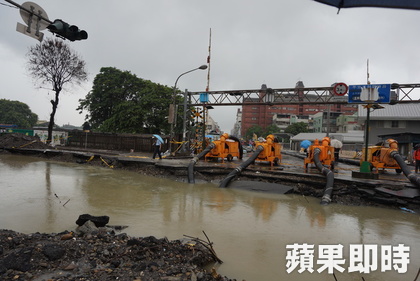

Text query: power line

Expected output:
[0,2,18,9]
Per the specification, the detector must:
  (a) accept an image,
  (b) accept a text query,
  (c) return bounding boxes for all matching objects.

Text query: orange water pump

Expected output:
[304,137,335,170]
[205,133,242,162]
[254,134,282,166]
[361,138,402,173]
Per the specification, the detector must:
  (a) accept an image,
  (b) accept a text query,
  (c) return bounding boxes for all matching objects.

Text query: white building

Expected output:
[231,108,242,137]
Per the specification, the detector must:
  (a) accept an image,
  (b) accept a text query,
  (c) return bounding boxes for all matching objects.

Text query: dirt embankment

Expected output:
[0,133,50,149]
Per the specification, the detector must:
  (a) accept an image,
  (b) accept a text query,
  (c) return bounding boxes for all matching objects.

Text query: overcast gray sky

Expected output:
[1,0,420,132]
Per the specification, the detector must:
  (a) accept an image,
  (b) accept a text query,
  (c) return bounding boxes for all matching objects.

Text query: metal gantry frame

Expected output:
[188,83,420,107]
[182,83,420,153]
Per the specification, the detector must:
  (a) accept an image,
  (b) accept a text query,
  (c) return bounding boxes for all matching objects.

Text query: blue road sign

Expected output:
[348,84,391,103]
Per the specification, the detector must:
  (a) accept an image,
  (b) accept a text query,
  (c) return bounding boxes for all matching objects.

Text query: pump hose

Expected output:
[390,151,420,187]
[187,143,215,184]
[219,145,264,188]
[313,148,334,205]
[227,135,244,159]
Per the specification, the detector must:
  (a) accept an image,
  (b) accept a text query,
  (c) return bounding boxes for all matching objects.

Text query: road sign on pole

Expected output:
[16,22,43,41]
[16,1,50,42]
[333,82,348,96]
[348,84,391,103]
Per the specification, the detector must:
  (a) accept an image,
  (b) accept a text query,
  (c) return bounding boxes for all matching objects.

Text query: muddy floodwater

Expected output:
[1,154,419,281]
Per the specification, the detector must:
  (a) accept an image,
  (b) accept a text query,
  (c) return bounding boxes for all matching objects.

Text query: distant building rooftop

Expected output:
[291,132,364,143]
[358,103,420,120]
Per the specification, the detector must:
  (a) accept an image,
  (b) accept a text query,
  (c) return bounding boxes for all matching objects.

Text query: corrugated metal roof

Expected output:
[291,132,364,143]
[358,103,420,120]
[291,133,326,141]
[342,135,364,143]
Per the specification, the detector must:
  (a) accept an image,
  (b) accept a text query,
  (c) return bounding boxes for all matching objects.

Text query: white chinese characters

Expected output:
[286,243,410,274]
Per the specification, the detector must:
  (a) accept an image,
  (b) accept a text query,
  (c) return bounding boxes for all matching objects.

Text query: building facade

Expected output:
[358,103,420,154]
[312,111,343,133]
[240,81,358,137]
[336,113,360,133]
[205,115,220,135]
[230,108,242,137]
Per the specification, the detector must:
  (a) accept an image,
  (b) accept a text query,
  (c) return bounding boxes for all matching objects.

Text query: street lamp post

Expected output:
[182,89,189,153]
[169,64,207,154]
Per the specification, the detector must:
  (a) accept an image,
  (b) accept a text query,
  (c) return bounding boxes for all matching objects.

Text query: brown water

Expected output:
[1,154,419,281]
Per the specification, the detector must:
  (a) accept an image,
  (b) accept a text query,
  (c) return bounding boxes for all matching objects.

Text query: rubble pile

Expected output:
[0,133,50,149]
[0,220,233,281]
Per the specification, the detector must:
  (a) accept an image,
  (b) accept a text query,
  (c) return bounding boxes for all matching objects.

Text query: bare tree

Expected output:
[27,38,87,144]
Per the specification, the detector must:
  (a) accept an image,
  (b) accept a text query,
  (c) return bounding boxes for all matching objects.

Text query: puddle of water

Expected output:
[0,154,419,281]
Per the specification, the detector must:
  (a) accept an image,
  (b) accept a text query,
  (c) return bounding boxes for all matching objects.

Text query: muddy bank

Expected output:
[0,220,233,281]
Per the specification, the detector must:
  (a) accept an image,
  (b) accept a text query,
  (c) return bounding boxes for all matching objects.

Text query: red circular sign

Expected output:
[333,82,348,96]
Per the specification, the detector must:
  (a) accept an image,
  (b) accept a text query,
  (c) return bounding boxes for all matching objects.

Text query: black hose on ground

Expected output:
[313,148,334,205]
[390,150,420,187]
[219,145,264,188]
[187,143,215,184]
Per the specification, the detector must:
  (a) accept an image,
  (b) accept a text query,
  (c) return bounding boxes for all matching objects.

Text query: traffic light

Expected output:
[47,19,88,41]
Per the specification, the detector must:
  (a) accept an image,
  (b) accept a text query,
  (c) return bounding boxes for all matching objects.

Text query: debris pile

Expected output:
[0,224,233,281]
[0,133,50,149]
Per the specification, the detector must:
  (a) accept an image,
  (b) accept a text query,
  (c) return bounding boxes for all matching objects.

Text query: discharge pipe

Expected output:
[188,135,243,183]
[187,143,215,183]
[228,135,244,160]
[219,145,264,188]
[390,150,420,187]
[313,148,334,205]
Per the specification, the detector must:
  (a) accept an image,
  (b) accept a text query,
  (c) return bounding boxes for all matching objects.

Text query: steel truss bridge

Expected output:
[187,83,420,106]
[179,83,420,153]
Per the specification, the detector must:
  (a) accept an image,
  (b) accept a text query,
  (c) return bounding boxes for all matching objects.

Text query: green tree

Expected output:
[285,122,309,135]
[245,125,264,140]
[27,38,87,144]
[77,67,173,134]
[77,67,140,130]
[137,81,174,134]
[263,124,280,136]
[0,99,38,128]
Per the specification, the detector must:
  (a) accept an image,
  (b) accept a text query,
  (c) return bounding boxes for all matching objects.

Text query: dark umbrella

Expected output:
[313,0,420,12]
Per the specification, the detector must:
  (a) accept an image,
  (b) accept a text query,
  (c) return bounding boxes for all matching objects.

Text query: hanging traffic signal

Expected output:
[47,19,88,41]
[68,24,88,41]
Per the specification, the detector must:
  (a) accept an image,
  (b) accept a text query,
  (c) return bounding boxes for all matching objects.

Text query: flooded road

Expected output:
[1,154,419,281]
